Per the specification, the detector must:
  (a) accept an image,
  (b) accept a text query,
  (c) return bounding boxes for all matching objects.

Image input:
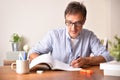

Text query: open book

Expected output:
[29,54,81,71]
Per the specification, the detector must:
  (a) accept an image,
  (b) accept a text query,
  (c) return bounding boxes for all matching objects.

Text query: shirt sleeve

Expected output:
[90,32,113,62]
[28,31,53,56]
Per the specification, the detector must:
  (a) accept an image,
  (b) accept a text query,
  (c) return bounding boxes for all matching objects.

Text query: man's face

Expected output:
[65,13,85,39]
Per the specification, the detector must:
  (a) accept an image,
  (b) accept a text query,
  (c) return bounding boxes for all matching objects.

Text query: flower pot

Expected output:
[12,42,20,51]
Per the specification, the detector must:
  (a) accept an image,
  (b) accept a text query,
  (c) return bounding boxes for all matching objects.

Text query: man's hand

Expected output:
[29,53,39,62]
[70,55,106,68]
[70,57,87,68]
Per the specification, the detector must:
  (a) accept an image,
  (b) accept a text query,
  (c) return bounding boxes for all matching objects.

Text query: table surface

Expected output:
[0,66,120,80]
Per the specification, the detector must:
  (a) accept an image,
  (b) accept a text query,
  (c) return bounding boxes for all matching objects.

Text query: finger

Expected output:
[72,62,83,68]
[70,59,78,66]
[73,63,79,68]
[70,60,75,66]
[71,60,81,68]
[74,59,84,68]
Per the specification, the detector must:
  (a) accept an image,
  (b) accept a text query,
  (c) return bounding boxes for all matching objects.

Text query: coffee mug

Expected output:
[11,60,29,74]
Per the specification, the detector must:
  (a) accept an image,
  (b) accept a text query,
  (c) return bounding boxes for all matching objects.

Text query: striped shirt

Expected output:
[28,27,113,64]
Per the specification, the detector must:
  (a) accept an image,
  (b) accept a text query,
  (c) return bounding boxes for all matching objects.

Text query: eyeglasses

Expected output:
[65,20,83,27]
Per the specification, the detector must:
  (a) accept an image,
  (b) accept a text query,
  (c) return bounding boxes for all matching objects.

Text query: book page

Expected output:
[30,54,81,71]
[52,60,81,71]
[29,54,53,70]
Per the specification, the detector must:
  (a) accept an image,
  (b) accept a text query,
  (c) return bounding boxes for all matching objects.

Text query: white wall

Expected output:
[111,0,120,39]
[0,0,120,59]
[84,0,111,39]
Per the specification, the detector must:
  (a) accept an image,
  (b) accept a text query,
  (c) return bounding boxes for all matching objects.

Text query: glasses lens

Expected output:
[75,21,82,26]
[65,20,82,27]
[65,21,72,26]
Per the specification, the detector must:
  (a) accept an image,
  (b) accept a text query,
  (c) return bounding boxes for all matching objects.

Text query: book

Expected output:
[100,60,120,76]
[29,54,81,71]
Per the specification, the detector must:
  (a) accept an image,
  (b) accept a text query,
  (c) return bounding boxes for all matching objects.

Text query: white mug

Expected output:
[11,60,29,74]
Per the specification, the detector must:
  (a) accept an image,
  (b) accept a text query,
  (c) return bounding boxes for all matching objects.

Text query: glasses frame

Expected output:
[65,20,83,27]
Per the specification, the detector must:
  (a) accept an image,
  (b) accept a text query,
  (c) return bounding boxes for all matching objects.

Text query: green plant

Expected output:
[10,33,22,43]
[109,35,120,61]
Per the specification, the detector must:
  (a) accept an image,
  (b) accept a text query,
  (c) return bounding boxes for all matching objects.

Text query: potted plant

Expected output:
[10,33,22,51]
[109,35,120,61]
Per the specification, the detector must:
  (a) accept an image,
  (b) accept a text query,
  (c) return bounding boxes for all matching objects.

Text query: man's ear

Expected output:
[82,18,86,25]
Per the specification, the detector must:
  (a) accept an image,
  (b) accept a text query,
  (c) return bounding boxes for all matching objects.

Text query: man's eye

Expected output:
[75,21,82,24]
[66,21,72,24]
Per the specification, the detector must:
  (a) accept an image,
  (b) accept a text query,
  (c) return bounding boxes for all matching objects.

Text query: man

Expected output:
[28,1,113,68]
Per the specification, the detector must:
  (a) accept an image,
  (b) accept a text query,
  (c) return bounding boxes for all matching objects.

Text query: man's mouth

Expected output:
[71,31,77,34]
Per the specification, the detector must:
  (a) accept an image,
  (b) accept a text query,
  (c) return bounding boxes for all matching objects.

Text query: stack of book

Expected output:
[100,60,120,76]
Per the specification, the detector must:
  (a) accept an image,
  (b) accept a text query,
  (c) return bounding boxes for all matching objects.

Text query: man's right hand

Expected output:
[29,53,39,62]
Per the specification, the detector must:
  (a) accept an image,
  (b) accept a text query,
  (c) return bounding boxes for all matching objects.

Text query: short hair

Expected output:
[64,1,87,18]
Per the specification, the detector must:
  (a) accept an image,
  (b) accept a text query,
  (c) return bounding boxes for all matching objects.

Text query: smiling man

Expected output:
[28,1,113,68]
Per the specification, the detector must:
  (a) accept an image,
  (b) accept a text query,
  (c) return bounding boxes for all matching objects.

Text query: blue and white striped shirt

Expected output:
[28,27,113,64]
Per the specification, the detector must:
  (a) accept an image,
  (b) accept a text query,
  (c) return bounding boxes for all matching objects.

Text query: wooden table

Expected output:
[0,66,120,80]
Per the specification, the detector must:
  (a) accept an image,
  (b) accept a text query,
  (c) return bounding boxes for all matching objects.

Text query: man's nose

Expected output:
[71,24,76,30]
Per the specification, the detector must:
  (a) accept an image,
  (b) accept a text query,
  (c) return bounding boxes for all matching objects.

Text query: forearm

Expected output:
[29,53,40,62]
[85,55,106,66]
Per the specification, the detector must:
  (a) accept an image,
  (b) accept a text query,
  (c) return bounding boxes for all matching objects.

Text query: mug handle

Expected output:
[11,62,16,71]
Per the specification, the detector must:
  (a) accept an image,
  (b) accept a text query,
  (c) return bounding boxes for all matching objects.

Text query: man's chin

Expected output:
[70,34,78,39]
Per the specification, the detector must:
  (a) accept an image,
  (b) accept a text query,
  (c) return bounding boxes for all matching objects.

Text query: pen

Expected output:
[70,56,80,66]
[18,52,24,60]
[23,52,27,60]
[76,56,80,60]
